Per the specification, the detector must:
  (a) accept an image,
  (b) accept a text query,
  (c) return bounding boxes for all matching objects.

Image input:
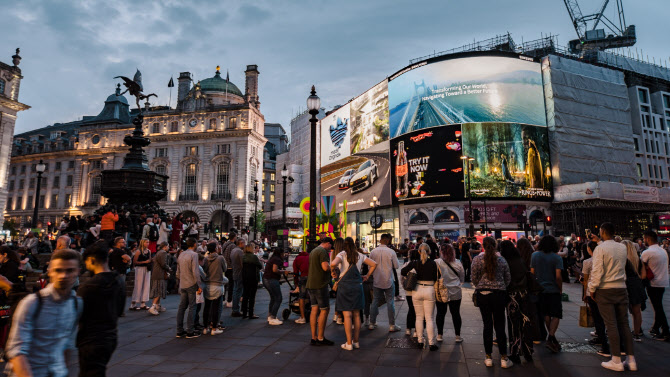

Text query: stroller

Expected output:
[281,273,311,321]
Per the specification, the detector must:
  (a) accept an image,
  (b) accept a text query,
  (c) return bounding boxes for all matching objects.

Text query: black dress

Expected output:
[625,260,647,307]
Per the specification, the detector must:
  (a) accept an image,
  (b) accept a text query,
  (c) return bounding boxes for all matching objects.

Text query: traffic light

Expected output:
[545,216,552,226]
[472,209,481,222]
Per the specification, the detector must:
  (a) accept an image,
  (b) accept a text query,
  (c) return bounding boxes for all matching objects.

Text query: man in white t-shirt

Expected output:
[641,230,670,341]
[368,233,401,333]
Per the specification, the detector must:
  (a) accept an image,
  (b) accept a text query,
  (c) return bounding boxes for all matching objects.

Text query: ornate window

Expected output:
[0,79,5,95]
[152,123,160,134]
[90,176,102,203]
[51,194,58,209]
[209,118,217,130]
[184,163,197,197]
[229,117,237,129]
[250,163,257,189]
[170,121,179,133]
[155,164,166,175]
[216,162,230,195]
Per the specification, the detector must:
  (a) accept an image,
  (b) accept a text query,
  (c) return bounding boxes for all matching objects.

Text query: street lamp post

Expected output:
[461,156,475,237]
[281,164,289,251]
[253,179,259,241]
[32,160,46,228]
[306,86,320,251]
[370,195,380,247]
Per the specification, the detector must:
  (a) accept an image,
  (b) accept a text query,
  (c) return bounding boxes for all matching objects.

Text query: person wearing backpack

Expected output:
[4,249,82,377]
[142,217,160,254]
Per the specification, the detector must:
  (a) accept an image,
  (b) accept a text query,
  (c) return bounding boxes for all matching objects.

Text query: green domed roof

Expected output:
[199,70,243,97]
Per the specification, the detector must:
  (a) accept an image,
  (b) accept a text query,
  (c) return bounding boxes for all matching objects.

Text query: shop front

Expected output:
[345,206,400,247]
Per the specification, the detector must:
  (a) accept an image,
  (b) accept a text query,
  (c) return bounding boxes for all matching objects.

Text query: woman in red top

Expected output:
[170,214,183,245]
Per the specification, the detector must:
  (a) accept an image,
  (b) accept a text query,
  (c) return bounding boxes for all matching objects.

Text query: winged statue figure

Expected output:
[114,69,157,110]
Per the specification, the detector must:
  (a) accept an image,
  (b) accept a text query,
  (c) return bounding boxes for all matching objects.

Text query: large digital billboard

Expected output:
[320,103,351,167]
[390,123,551,202]
[389,55,546,138]
[320,83,392,213]
[350,80,389,154]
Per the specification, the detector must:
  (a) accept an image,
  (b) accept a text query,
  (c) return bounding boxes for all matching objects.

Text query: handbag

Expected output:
[472,290,479,307]
[579,305,594,327]
[645,264,655,281]
[434,267,449,303]
[402,262,418,291]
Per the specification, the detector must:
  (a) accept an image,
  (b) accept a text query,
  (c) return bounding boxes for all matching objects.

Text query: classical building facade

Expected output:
[4,65,266,236]
[0,49,30,228]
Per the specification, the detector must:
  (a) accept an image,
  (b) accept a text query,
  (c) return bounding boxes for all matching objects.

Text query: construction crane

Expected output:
[563,0,636,54]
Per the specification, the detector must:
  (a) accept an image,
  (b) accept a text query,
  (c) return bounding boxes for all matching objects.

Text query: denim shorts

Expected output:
[298,277,308,299]
[308,285,330,309]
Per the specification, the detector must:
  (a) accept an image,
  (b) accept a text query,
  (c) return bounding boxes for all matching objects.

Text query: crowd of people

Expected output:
[0,215,668,376]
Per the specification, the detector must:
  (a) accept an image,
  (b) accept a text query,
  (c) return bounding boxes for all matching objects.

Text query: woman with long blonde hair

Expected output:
[331,237,377,350]
[622,240,647,340]
[131,239,153,310]
[401,243,440,351]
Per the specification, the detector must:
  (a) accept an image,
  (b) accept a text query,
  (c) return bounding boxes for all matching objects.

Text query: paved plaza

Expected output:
[36,273,670,377]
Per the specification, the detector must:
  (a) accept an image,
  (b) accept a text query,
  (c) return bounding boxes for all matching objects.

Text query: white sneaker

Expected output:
[389,325,401,332]
[267,316,273,323]
[369,323,377,330]
[353,342,360,349]
[336,318,344,325]
[590,331,598,337]
[364,317,370,327]
[455,335,463,343]
[395,296,405,301]
[601,360,624,372]
[211,328,224,335]
[405,329,411,336]
[501,357,513,369]
[623,359,638,371]
[148,306,159,316]
[269,318,283,326]
[158,305,167,312]
[341,343,353,351]
[333,314,338,322]
[225,301,233,308]
[437,335,443,342]
[412,331,417,338]
[295,317,306,324]
[485,356,493,367]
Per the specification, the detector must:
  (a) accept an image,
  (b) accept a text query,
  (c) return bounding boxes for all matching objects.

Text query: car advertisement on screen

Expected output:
[320,140,392,212]
[350,80,389,154]
[320,103,351,167]
[389,55,546,138]
[461,122,552,199]
[391,126,465,202]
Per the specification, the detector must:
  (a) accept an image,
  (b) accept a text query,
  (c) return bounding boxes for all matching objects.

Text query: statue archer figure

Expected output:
[114,69,157,110]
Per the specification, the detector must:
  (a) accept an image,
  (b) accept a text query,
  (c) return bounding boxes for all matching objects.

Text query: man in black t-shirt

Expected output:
[78,240,124,377]
[108,237,131,316]
[425,234,439,260]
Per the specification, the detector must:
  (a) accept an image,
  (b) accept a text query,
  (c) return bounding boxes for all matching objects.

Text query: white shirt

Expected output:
[642,244,669,288]
[588,240,627,293]
[334,251,367,274]
[369,245,399,290]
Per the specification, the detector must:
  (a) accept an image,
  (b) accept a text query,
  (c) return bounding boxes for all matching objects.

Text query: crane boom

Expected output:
[562,0,636,53]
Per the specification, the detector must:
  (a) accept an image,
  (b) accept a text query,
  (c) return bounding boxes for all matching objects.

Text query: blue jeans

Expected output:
[263,278,282,317]
[232,278,244,313]
[177,284,198,333]
[370,286,396,326]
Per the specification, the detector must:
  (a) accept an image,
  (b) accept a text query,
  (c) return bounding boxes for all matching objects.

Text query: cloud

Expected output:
[237,4,271,24]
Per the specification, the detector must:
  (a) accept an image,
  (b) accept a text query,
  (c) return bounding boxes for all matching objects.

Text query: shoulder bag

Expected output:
[402,261,418,291]
[332,261,353,292]
[434,263,449,303]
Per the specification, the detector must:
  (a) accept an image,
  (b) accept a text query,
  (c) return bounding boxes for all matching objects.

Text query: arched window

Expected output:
[90,175,102,203]
[184,163,197,198]
[170,121,179,133]
[216,162,230,195]
[435,210,459,223]
[152,123,160,134]
[409,211,429,225]
[155,165,166,176]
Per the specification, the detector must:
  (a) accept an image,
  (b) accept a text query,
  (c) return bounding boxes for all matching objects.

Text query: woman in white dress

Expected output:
[130,239,153,310]
[158,217,171,245]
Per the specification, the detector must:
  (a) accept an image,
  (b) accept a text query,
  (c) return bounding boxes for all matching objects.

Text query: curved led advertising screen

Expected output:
[389,55,546,138]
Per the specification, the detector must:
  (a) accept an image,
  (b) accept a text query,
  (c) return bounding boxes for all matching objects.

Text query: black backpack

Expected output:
[148,224,159,242]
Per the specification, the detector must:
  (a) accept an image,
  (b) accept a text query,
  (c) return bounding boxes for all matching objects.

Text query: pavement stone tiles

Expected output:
[2,271,669,377]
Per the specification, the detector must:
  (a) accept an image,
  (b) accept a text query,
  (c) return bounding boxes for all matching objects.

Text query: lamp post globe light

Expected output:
[32,160,47,228]
[461,156,475,237]
[307,86,320,251]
